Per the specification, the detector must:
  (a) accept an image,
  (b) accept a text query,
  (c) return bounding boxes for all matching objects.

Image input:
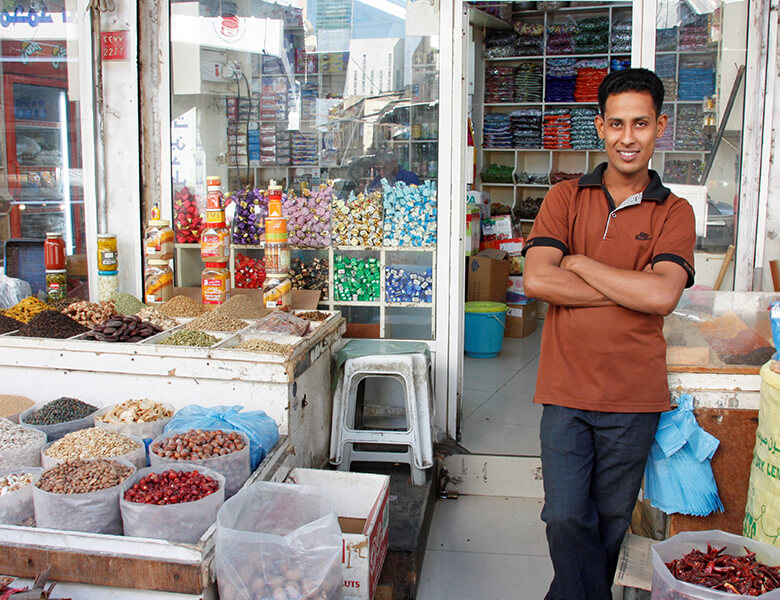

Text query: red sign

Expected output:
[101,30,128,60]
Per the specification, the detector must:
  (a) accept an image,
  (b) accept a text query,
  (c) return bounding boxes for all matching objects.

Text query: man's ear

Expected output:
[594,114,605,140]
[656,113,669,139]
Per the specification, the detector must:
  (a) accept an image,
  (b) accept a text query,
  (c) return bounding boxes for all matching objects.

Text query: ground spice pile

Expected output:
[110,292,146,315]
[184,312,247,332]
[0,395,33,418]
[0,314,23,334]
[159,295,205,317]
[18,310,88,339]
[215,294,268,319]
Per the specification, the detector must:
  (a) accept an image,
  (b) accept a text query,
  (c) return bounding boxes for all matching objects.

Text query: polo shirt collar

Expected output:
[578,162,671,203]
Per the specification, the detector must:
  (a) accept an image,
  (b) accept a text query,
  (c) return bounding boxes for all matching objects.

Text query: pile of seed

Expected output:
[295,311,329,322]
[0,313,23,334]
[159,330,219,347]
[110,292,145,315]
[0,472,35,496]
[0,395,33,418]
[215,295,268,319]
[47,297,80,312]
[159,295,205,317]
[5,297,50,323]
[36,459,133,494]
[85,315,162,343]
[0,417,46,451]
[23,397,98,426]
[136,306,178,330]
[236,338,293,355]
[44,427,141,461]
[62,300,116,326]
[18,310,88,339]
[184,312,247,332]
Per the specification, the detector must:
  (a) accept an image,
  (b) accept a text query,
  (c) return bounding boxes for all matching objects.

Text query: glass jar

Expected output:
[264,242,290,274]
[45,269,67,302]
[97,234,118,272]
[44,232,66,270]
[206,176,224,210]
[98,270,119,302]
[201,221,230,261]
[144,259,174,304]
[144,219,174,260]
[202,262,230,306]
[263,274,291,311]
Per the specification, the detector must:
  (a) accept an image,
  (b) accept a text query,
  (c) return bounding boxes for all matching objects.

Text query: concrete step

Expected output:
[440,453,543,499]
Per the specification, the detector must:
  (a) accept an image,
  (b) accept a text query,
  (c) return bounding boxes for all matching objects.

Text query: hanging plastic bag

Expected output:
[163,405,279,470]
[769,301,780,360]
[644,394,724,517]
[0,274,31,309]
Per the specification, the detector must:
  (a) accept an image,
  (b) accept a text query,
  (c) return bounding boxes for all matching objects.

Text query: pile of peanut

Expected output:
[37,459,133,494]
[62,300,117,326]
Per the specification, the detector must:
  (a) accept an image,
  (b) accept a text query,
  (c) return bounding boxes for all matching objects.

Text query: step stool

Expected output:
[330,352,433,485]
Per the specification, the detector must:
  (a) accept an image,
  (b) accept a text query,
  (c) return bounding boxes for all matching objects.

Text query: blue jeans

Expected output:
[540,405,660,600]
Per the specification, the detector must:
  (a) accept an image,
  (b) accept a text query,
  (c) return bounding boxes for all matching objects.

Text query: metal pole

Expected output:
[88,1,109,234]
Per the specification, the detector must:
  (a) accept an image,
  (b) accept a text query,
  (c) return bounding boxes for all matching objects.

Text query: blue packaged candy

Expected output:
[771,301,780,359]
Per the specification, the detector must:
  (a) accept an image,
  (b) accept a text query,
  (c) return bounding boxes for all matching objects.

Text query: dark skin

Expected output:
[523,90,688,316]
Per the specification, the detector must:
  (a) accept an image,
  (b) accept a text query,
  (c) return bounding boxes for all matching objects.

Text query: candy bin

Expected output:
[173,186,204,244]
[333,255,380,302]
[382,179,437,247]
[228,186,268,246]
[290,256,329,301]
[283,183,333,246]
[234,252,266,289]
[331,190,382,247]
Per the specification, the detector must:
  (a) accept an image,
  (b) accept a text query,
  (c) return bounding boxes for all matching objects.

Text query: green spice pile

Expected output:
[159,330,219,347]
[215,294,268,319]
[18,310,88,339]
[159,295,205,317]
[110,292,145,315]
[23,397,98,426]
[0,313,23,334]
[236,338,293,355]
[184,312,247,332]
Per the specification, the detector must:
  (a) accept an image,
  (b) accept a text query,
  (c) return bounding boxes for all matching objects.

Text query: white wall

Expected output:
[760,27,780,293]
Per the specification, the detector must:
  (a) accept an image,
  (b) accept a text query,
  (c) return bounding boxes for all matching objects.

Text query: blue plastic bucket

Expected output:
[464,301,508,358]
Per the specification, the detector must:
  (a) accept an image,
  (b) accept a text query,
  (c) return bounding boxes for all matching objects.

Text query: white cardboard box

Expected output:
[287,468,390,600]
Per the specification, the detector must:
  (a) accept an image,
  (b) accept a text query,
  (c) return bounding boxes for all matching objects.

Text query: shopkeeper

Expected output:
[522,68,696,600]
[367,152,420,191]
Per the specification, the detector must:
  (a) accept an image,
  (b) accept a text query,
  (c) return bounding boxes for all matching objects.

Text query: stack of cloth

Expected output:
[678,59,715,101]
[546,23,576,55]
[510,109,542,148]
[611,57,631,71]
[483,113,513,148]
[655,54,677,101]
[575,16,610,54]
[543,108,572,150]
[546,58,577,102]
[611,20,632,53]
[656,28,678,52]
[485,66,516,103]
[514,62,543,102]
[484,31,520,59]
[570,107,602,150]
[679,14,709,50]
[675,105,712,151]
[655,104,675,151]
[513,22,545,56]
[663,159,704,185]
[574,58,608,102]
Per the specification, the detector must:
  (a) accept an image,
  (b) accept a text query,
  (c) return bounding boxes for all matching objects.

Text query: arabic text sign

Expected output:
[101,31,128,61]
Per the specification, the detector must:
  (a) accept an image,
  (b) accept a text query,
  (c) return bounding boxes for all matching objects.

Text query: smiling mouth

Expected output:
[617,150,640,160]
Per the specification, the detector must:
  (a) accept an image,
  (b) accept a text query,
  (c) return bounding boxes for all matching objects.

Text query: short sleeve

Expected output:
[521,183,572,257]
[651,196,696,288]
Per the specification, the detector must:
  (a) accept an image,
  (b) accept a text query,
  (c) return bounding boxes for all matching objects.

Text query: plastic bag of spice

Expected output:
[0,468,41,525]
[33,458,135,535]
[652,530,780,599]
[19,399,101,441]
[93,401,175,441]
[40,432,147,471]
[149,429,251,498]
[251,311,310,337]
[120,464,225,543]
[215,482,343,600]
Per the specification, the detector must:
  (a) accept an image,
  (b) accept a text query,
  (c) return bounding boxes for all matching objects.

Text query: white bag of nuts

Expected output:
[41,428,147,471]
[149,429,251,498]
[33,458,135,535]
[0,418,46,470]
[93,399,175,440]
[215,482,343,600]
[0,467,42,525]
[120,464,225,544]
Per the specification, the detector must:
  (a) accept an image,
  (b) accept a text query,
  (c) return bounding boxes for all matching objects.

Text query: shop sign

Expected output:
[101,30,128,61]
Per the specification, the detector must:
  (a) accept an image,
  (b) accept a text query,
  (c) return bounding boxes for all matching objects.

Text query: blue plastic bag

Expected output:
[770,301,780,360]
[164,405,279,469]
[644,394,724,516]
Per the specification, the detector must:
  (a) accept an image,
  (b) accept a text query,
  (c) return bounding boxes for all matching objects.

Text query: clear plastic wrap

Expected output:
[215,482,343,600]
[120,465,225,543]
[252,311,309,337]
[651,530,780,599]
[41,433,147,470]
[93,402,175,440]
[149,430,251,498]
[0,274,32,310]
[32,459,135,535]
[0,423,46,470]
[0,467,41,525]
[20,403,100,441]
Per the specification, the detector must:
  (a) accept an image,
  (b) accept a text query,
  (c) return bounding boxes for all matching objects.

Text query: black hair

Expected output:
[597,68,665,117]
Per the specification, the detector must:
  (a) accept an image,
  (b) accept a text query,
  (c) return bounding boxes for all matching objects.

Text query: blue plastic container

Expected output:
[464,301,508,358]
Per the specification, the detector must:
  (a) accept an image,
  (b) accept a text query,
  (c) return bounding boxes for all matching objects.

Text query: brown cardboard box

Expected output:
[505,300,538,338]
[467,249,510,302]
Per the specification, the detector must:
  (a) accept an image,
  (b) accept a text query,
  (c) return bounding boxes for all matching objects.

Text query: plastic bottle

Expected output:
[263,275,292,311]
[144,220,174,260]
[201,221,230,261]
[202,262,230,306]
[144,259,174,304]
[206,176,224,210]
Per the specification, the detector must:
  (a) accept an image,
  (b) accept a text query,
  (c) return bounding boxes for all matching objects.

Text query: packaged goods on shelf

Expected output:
[675,105,712,151]
[549,171,583,185]
[385,267,433,303]
[483,30,519,59]
[514,62,543,102]
[543,108,572,150]
[471,1,511,22]
[514,172,548,185]
[289,257,329,301]
[331,191,383,247]
[574,16,610,54]
[263,275,292,310]
[656,104,675,151]
[678,58,716,101]
[202,263,231,307]
[545,58,577,103]
[513,195,545,220]
[570,107,603,150]
[283,184,333,246]
[546,23,576,55]
[611,57,631,71]
[173,186,204,243]
[229,187,268,245]
[512,22,544,56]
[611,20,632,53]
[234,253,266,289]
[97,234,118,272]
[656,27,678,52]
[300,83,317,121]
[333,256,380,302]
[574,58,608,103]
[510,109,542,149]
[484,66,515,104]
[663,159,705,185]
[679,13,710,50]
[291,132,318,166]
[382,180,437,247]
[483,113,512,148]
[481,163,514,184]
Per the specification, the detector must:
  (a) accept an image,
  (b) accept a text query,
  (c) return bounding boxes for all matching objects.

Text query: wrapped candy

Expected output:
[234,253,266,289]
[228,187,269,245]
[331,191,382,247]
[382,180,437,248]
[282,184,333,247]
[174,186,204,244]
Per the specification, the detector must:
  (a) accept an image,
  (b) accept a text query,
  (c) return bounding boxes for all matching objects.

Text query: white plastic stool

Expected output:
[330,353,433,485]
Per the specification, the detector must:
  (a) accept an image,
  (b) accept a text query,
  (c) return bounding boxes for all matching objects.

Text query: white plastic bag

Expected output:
[215,482,343,600]
[41,433,147,470]
[120,464,225,543]
[0,467,41,525]
[20,402,100,441]
[0,274,31,309]
[0,422,46,470]
[149,430,251,498]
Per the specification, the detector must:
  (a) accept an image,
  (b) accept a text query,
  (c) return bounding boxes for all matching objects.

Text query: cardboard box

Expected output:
[467,249,510,303]
[287,469,390,600]
[505,299,537,338]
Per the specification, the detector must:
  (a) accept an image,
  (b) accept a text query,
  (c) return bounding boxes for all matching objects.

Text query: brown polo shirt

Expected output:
[522,162,696,413]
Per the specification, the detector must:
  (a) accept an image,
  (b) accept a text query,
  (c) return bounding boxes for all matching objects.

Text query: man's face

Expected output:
[379,159,399,178]
[594,91,668,180]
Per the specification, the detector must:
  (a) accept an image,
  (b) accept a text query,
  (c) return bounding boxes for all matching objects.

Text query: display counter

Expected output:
[0,312,345,597]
